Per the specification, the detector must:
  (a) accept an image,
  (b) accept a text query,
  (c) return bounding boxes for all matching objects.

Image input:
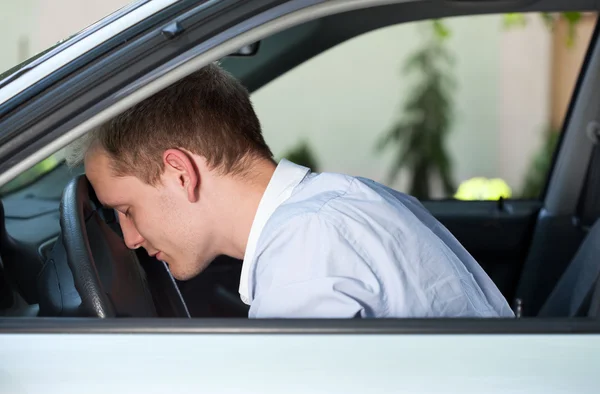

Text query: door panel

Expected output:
[1,320,600,394]
[424,200,542,301]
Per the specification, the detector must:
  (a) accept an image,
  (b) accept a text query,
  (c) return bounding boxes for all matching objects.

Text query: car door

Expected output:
[1,0,600,392]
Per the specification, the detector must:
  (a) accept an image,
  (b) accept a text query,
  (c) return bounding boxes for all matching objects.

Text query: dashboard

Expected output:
[3,163,82,250]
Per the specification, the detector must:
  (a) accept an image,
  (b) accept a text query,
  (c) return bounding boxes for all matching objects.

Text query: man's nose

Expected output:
[118,212,144,250]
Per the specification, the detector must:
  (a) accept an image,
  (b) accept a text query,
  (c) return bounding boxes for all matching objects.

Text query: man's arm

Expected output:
[248,213,386,318]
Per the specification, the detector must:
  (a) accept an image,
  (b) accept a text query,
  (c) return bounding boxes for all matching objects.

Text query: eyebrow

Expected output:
[96,196,124,211]
[96,198,114,210]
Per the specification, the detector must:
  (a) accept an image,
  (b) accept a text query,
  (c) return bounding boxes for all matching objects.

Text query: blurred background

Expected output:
[0,1,596,201]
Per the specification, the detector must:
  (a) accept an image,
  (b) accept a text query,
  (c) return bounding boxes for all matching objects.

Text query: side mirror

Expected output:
[228,41,260,57]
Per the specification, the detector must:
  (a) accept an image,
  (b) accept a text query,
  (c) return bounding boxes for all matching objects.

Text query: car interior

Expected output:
[0,0,600,320]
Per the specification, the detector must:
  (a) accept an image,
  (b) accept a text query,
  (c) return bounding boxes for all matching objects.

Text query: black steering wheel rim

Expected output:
[59,175,158,318]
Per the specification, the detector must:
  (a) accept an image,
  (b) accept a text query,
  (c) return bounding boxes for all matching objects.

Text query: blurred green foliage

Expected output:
[281,140,320,172]
[520,128,561,199]
[376,21,456,200]
[0,155,60,196]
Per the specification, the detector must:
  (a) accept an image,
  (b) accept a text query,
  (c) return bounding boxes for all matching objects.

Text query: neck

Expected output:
[205,159,277,260]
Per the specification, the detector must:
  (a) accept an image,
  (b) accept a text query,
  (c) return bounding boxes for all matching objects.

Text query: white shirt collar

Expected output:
[239,159,310,304]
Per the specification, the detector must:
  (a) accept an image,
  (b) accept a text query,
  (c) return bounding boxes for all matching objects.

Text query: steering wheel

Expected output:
[54,175,160,317]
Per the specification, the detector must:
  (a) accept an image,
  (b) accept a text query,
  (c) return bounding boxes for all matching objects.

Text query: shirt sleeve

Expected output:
[248,213,386,318]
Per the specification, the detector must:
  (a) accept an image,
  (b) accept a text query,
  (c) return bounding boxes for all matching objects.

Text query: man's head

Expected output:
[69,63,275,280]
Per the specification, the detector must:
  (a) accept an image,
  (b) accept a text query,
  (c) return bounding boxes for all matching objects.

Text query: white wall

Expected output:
[36,0,131,50]
[444,14,502,186]
[0,0,39,75]
[499,15,551,193]
[0,0,131,77]
[253,20,428,192]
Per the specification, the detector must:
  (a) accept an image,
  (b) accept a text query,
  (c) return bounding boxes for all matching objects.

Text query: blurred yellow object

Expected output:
[454,177,512,201]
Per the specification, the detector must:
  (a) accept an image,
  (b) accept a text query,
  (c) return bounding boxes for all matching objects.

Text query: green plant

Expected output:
[520,127,561,199]
[504,12,583,46]
[281,140,320,171]
[434,12,584,47]
[376,21,456,200]
[378,12,582,200]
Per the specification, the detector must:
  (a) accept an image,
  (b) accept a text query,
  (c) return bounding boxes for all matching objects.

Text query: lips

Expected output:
[148,250,163,261]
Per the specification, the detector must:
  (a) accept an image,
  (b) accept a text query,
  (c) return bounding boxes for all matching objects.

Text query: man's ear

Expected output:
[162,148,199,203]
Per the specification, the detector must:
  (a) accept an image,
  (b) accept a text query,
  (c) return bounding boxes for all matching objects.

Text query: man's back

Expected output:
[244,161,514,318]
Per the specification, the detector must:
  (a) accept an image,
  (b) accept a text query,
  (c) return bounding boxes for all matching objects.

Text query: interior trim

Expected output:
[1,317,600,334]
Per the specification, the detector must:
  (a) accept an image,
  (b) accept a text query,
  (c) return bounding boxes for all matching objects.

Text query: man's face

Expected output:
[84,148,213,280]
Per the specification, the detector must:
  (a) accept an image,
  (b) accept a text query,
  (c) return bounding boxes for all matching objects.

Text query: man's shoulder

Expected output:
[281,171,419,216]
[259,171,418,241]
[281,172,356,213]
[266,172,367,225]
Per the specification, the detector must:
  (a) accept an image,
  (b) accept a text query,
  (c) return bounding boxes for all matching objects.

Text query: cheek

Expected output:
[152,194,190,238]
[131,200,169,240]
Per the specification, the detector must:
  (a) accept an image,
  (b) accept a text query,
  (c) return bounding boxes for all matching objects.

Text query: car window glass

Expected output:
[251,12,597,201]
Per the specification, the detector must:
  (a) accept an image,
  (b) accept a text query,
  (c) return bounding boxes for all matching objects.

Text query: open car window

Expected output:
[248,12,597,202]
[0,3,596,319]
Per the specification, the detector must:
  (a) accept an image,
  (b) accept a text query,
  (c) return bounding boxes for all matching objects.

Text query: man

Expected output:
[71,63,514,318]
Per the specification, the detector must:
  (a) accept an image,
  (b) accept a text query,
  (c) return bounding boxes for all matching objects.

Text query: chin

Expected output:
[168,267,193,281]
[167,262,206,282]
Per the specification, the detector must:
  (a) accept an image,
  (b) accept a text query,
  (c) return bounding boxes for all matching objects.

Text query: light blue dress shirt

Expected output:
[240,159,514,318]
